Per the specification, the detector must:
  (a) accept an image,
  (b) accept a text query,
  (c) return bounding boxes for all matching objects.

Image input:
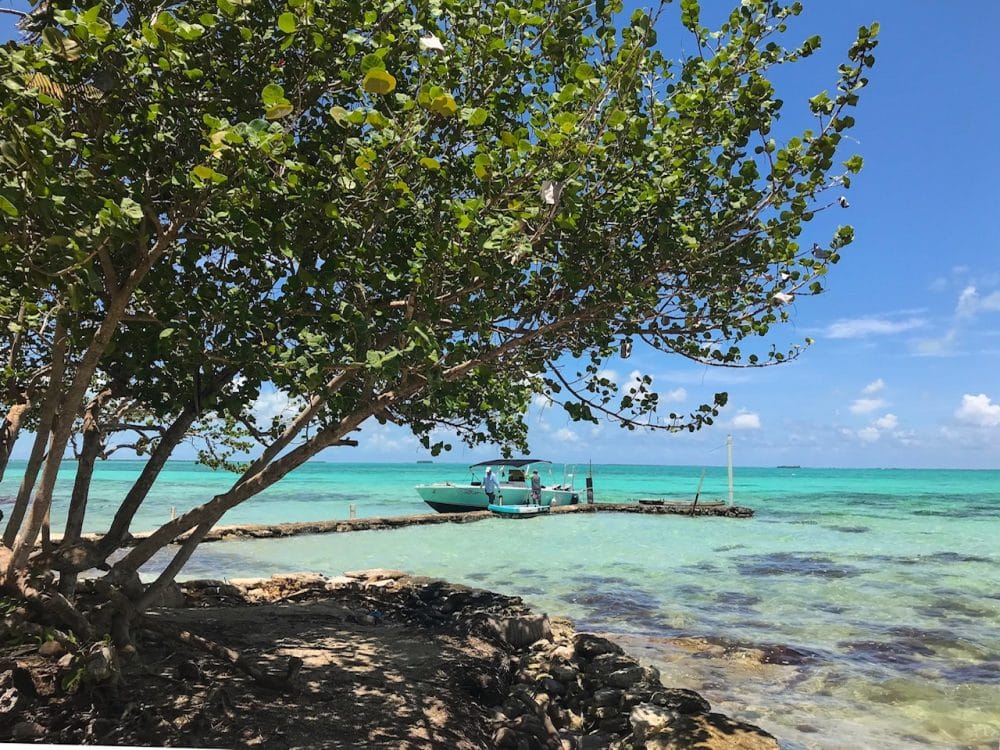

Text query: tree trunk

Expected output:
[96,405,198,558]
[2,321,67,548]
[0,400,30,484]
[58,402,103,596]
[6,212,187,577]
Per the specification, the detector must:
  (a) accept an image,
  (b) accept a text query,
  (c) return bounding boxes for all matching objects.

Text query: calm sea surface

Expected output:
[2,460,998,749]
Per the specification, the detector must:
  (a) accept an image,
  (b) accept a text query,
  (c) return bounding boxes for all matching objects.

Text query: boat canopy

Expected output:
[470,458,552,468]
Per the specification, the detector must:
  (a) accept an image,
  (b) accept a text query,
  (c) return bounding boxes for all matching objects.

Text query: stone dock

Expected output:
[139,501,753,547]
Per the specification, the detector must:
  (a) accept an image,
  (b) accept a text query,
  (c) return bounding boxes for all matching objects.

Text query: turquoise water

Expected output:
[2,460,999,749]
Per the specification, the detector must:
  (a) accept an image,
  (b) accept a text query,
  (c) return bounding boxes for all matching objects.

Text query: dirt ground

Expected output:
[2,580,516,748]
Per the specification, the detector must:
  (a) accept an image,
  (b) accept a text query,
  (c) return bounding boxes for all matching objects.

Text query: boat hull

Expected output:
[416,483,579,513]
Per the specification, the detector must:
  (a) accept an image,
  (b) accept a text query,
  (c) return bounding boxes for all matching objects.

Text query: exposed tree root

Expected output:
[141,618,302,694]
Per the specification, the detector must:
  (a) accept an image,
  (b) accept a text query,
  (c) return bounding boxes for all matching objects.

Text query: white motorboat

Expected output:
[415,459,579,513]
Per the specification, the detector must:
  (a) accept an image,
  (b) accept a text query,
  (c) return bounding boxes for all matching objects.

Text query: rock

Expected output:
[271,572,328,586]
[324,576,356,589]
[586,652,640,677]
[641,665,661,684]
[574,633,624,659]
[38,640,65,658]
[12,721,45,740]
[144,581,186,608]
[605,666,645,688]
[0,686,24,716]
[552,664,578,682]
[343,568,407,581]
[542,678,565,696]
[550,645,575,661]
[493,726,520,748]
[56,653,75,670]
[649,688,711,715]
[636,708,780,750]
[577,733,615,749]
[85,644,119,684]
[593,687,624,707]
[482,614,553,649]
[630,704,676,744]
[622,686,656,707]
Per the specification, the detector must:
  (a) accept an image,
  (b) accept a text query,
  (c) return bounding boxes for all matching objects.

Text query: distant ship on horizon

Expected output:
[776,465,801,469]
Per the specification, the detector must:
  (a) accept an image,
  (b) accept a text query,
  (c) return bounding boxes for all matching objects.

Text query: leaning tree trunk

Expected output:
[0,400,30,484]
[2,321,67,548]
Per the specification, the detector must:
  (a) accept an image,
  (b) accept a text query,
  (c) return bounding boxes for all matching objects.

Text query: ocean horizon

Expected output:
[2,459,998,749]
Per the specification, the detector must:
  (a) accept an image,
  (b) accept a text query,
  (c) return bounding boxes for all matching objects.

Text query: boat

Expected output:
[415,458,579,513]
[487,503,550,519]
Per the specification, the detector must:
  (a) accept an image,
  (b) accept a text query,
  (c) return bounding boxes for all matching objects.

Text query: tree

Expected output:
[0,0,877,659]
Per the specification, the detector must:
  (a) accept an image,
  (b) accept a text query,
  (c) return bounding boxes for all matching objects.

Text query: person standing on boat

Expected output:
[530,470,542,504]
[483,468,500,505]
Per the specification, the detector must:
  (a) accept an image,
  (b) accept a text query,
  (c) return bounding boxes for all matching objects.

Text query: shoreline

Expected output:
[5,570,779,749]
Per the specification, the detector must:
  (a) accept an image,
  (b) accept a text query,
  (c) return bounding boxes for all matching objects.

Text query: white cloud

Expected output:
[532,394,553,409]
[554,427,579,443]
[662,387,687,403]
[955,393,1000,427]
[912,329,958,357]
[252,390,298,424]
[956,285,979,319]
[874,413,898,430]
[825,317,925,339]
[730,411,761,430]
[857,426,881,443]
[862,378,885,395]
[850,398,885,415]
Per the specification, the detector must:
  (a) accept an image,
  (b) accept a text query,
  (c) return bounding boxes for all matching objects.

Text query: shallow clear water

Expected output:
[2,461,998,749]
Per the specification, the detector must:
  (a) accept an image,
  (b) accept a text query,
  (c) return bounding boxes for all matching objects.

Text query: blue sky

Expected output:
[5,2,1000,468]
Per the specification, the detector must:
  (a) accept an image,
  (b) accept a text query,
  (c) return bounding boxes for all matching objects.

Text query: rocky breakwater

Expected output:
[216,570,779,750]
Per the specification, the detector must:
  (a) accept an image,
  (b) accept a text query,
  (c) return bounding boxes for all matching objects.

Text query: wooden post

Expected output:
[586,461,594,504]
[727,433,734,506]
[349,504,357,519]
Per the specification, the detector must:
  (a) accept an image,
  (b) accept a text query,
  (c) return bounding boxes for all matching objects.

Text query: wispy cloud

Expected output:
[661,387,687,403]
[862,378,885,395]
[874,413,898,430]
[850,398,885,414]
[554,427,579,443]
[825,317,925,339]
[856,426,880,443]
[730,411,761,430]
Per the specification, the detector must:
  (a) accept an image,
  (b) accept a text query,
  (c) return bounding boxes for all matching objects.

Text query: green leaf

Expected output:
[265,103,294,119]
[329,105,351,126]
[362,69,396,94]
[464,107,489,127]
[277,12,296,33]
[419,157,441,170]
[261,83,285,106]
[428,93,457,117]
[573,62,596,81]
[159,327,176,338]
[192,164,215,180]
[0,196,18,217]
[120,198,144,220]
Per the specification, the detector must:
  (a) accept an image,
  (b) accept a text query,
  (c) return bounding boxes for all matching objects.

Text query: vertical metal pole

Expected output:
[727,434,734,505]
[349,503,357,519]
[586,461,594,504]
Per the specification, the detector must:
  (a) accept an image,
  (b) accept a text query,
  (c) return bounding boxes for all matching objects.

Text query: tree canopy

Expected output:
[0,0,876,652]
